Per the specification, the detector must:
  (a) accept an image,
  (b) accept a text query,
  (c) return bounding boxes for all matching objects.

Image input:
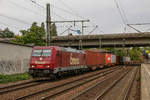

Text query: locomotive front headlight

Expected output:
[31,65,35,68]
[46,65,50,68]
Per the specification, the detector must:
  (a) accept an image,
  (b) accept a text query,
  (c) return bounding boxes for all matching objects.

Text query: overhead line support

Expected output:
[46,3,51,46]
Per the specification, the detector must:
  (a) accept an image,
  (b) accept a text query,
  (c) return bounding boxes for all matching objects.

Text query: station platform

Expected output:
[141,64,150,100]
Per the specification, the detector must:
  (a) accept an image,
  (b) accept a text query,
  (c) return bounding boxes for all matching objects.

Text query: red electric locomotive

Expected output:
[29,46,86,78]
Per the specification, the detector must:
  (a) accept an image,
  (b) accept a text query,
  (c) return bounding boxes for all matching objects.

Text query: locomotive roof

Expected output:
[33,46,84,54]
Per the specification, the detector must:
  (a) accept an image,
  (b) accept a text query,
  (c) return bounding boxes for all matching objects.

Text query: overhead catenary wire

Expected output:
[127,23,150,32]
[27,0,93,35]
[114,0,127,26]
[27,0,75,30]
[0,21,28,30]
[50,4,86,20]
[28,0,45,9]
[58,0,86,20]
[8,0,44,16]
[58,0,104,35]
[0,14,31,25]
[59,25,72,35]
[27,0,72,21]
[117,0,128,24]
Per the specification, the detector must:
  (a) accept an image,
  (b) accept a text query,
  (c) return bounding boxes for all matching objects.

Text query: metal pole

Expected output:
[99,37,102,48]
[114,39,116,54]
[80,21,84,49]
[46,3,51,46]
[122,39,126,56]
[68,29,70,47]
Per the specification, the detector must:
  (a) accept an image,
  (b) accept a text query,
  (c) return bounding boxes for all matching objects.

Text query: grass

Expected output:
[0,73,31,84]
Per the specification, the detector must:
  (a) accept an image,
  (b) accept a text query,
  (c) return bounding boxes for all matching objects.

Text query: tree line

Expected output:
[11,22,57,46]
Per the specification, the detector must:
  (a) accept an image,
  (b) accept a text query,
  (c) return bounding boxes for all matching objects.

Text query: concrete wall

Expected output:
[0,42,32,75]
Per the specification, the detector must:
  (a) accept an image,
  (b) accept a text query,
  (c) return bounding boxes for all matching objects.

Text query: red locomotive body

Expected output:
[29,46,86,77]
[84,50,105,70]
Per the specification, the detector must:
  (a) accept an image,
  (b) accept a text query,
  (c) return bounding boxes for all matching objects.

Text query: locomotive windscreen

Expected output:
[32,49,51,57]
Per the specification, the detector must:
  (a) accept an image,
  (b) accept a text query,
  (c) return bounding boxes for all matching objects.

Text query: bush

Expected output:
[0,73,31,84]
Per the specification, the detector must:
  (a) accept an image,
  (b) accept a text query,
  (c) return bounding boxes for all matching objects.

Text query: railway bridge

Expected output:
[51,32,150,48]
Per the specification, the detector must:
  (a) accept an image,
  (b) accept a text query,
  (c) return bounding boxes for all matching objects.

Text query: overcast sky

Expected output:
[0,0,150,35]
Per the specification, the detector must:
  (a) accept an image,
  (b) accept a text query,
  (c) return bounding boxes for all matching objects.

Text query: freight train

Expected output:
[29,46,132,78]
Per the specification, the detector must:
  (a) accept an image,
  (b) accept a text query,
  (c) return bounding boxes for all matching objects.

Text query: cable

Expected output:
[114,0,127,26]
[8,0,43,16]
[55,0,102,35]
[50,4,86,20]
[27,0,89,35]
[117,0,128,23]
[88,25,98,34]
[27,0,69,21]
[28,0,45,9]
[0,14,30,25]
[59,26,72,35]
[0,21,26,30]
[58,0,86,19]
[52,11,66,21]
[0,21,14,28]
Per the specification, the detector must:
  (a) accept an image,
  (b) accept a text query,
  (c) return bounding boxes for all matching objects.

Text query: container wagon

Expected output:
[123,56,131,65]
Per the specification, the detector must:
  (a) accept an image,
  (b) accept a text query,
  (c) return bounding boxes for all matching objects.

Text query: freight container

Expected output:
[111,54,116,64]
[84,50,105,70]
[119,56,123,65]
[116,56,119,65]
[105,53,112,66]
[123,56,131,64]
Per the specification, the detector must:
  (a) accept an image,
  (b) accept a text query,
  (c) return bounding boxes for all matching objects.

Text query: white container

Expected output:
[111,54,116,63]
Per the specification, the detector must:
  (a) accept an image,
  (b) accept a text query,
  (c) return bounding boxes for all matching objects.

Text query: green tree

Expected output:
[0,28,14,38]
[128,47,142,61]
[13,22,46,46]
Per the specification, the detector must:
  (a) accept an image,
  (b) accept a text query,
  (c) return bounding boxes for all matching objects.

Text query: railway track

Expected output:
[94,67,138,100]
[0,80,46,95]
[16,66,122,100]
[70,67,131,100]
[122,67,138,100]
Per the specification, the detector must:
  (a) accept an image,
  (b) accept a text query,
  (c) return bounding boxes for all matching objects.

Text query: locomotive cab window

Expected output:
[42,50,52,56]
[32,50,42,56]
[32,49,51,56]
